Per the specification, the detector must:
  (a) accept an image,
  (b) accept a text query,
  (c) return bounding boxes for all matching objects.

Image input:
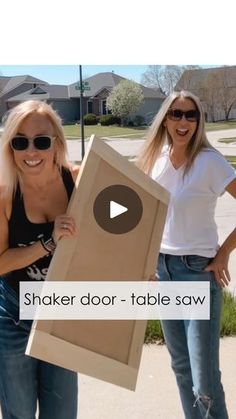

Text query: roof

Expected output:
[69,72,125,97]
[68,72,165,99]
[0,76,11,93]
[0,75,48,97]
[176,66,236,91]
[7,85,69,102]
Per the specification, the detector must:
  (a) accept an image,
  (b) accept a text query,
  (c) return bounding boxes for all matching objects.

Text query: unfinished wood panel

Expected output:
[26,135,169,390]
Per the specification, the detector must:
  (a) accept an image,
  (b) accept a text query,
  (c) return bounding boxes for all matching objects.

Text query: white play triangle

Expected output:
[110,200,128,219]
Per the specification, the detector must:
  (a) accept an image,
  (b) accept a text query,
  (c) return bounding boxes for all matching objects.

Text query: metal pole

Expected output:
[79,65,85,159]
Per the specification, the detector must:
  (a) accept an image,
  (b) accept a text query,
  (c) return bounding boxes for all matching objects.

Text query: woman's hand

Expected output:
[52,214,77,244]
[149,273,159,281]
[204,248,230,288]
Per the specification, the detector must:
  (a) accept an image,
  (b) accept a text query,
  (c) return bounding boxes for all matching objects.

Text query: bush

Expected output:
[133,115,145,126]
[145,111,157,125]
[145,320,164,344]
[144,290,236,344]
[100,115,121,126]
[83,113,97,125]
[220,290,236,336]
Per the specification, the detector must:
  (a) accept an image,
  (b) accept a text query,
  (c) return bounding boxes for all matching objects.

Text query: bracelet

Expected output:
[40,234,57,255]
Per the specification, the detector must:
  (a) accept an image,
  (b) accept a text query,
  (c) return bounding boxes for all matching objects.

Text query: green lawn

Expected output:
[206,120,236,131]
[63,120,236,139]
[63,124,147,139]
[218,137,236,144]
[225,156,236,169]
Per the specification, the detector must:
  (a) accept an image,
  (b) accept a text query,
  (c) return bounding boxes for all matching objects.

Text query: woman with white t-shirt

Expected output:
[137,90,236,419]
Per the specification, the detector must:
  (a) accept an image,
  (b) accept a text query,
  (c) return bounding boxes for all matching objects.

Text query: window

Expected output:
[101,100,111,115]
[87,101,93,114]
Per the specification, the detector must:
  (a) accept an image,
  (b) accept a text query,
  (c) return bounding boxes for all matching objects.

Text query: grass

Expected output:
[63,124,147,139]
[221,291,236,336]
[205,120,236,131]
[218,137,236,144]
[63,120,236,139]
[145,290,236,344]
[225,156,236,169]
[1,117,236,140]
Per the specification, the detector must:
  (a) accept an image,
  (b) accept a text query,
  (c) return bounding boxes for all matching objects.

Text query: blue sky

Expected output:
[0,65,150,86]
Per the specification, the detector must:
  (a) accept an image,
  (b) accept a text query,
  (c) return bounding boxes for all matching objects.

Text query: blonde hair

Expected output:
[0,100,69,197]
[136,90,214,175]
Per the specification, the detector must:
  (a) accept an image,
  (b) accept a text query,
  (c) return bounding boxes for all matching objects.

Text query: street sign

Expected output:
[75,82,91,91]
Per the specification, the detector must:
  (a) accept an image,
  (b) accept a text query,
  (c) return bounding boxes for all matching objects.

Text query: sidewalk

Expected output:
[78,338,236,419]
[1,339,235,419]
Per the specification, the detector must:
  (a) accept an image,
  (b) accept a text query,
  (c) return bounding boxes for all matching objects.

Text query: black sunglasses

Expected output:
[10,135,55,151]
[167,109,200,122]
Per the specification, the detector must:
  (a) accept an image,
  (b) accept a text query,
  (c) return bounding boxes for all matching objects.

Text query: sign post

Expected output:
[79,65,85,159]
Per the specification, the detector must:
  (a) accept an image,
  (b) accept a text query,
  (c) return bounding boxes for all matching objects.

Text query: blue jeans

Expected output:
[0,279,78,419]
[157,254,228,419]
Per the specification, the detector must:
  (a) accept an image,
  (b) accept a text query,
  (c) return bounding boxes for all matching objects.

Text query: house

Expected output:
[69,72,165,123]
[6,84,80,124]
[0,75,48,121]
[175,66,236,121]
[1,72,165,124]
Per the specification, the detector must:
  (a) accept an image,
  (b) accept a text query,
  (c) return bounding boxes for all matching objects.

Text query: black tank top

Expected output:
[3,167,74,293]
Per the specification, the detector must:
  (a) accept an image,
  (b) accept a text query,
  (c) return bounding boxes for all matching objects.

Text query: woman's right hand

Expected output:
[52,214,77,244]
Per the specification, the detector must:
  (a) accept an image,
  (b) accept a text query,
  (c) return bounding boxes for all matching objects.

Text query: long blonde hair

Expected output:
[137,90,214,175]
[0,100,69,197]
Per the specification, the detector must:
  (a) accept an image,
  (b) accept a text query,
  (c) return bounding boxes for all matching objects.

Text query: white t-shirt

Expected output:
[151,147,236,257]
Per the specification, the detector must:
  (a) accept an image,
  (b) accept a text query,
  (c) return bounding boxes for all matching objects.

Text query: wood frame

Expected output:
[26,135,169,390]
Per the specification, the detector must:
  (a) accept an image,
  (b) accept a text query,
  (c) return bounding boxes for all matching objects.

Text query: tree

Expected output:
[141,65,201,95]
[216,67,236,120]
[106,80,144,123]
[201,72,220,122]
[175,65,236,121]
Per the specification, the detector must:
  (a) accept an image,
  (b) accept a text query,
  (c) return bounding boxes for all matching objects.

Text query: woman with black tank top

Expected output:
[0,100,79,419]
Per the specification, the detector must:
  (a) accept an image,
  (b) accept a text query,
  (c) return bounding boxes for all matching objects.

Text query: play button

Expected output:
[93,185,143,234]
[110,201,128,219]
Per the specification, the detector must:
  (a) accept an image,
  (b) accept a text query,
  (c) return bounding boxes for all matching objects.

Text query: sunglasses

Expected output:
[10,135,55,151]
[167,109,200,122]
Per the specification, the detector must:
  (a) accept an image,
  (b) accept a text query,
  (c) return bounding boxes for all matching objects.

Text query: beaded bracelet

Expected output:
[40,234,57,255]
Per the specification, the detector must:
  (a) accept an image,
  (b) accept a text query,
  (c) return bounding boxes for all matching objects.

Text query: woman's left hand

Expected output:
[204,248,231,288]
[149,273,159,281]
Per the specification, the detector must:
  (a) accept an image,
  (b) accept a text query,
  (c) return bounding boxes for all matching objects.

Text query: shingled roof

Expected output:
[69,72,165,99]
[7,85,69,102]
[0,75,48,97]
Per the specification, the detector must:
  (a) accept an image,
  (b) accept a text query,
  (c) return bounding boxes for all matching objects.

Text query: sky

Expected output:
[0,65,218,86]
[0,65,149,85]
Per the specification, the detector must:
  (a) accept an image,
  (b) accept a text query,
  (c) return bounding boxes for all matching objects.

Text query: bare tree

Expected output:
[217,67,236,120]
[141,66,165,95]
[201,72,220,122]
[177,65,236,121]
[141,65,201,95]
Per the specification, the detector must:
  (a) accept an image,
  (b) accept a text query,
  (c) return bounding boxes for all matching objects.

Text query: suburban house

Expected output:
[0,75,48,121]
[68,72,165,123]
[176,66,236,121]
[0,72,165,124]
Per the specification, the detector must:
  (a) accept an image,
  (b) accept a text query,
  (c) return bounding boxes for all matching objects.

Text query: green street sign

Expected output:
[75,82,91,91]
